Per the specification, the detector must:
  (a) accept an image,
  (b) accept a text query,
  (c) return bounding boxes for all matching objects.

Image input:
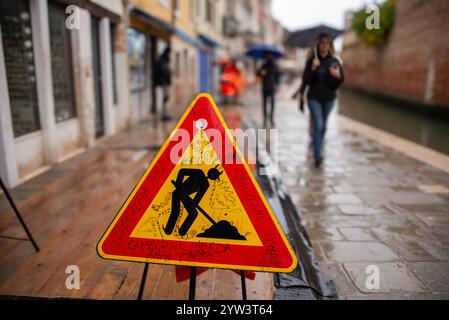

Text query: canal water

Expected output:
[338,89,449,156]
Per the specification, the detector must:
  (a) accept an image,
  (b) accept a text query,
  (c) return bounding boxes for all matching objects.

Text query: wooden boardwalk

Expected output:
[0,116,274,300]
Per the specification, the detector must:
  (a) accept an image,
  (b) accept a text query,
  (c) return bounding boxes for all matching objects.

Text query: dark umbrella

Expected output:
[287,25,342,113]
[246,44,283,60]
[285,24,343,48]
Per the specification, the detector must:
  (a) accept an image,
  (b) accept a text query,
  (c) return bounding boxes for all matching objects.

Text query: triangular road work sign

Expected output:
[97,94,297,272]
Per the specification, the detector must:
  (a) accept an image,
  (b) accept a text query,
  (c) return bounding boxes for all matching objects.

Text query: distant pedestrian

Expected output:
[257,53,280,127]
[298,33,344,168]
[153,47,172,122]
[220,59,242,105]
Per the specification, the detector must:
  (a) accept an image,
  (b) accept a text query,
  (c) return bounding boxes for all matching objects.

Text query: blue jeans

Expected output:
[308,99,336,161]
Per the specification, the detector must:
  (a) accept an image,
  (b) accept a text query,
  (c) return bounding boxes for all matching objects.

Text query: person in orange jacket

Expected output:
[220,59,242,104]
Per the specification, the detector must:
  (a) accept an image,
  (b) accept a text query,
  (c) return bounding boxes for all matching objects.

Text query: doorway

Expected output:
[91,16,104,138]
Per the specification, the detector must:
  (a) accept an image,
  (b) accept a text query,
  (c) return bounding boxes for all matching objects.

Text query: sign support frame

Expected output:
[240,271,247,300]
[137,262,150,300]
[0,177,39,252]
[189,267,196,300]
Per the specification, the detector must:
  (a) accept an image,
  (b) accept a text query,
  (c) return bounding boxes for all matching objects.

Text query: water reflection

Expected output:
[338,89,449,156]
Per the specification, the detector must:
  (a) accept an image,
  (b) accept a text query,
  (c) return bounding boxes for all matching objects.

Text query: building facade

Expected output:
[0,0,127,188]
[127,0,172,120]
[220,0,261,83]
[171,0,201,105]
[194,0,223,94]
[0,0,282,189]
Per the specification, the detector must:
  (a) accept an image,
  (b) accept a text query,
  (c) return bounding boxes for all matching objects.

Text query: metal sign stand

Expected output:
[188,267,247,301]
[0,178,39,252]
[137,265,248,300]
[137,262,149,300]
[189,267,197,300]
[240,271,247,300]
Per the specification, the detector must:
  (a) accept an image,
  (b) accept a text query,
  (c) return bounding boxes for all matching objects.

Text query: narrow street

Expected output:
[1,83,449,300]
[1,0,449,307]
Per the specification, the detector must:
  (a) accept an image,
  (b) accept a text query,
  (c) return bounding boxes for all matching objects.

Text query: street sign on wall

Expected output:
[97,94,297,272]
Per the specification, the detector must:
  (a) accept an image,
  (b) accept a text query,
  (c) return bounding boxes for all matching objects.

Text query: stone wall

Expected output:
[341,0,449,107]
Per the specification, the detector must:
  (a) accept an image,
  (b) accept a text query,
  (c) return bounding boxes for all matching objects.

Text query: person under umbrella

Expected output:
[246,44,283,60]
[152,47,172,122]
[298,33,344,168]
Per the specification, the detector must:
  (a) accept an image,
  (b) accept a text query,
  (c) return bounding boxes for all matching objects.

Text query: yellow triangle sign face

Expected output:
[131,130,263,247]
[97,94,297,272]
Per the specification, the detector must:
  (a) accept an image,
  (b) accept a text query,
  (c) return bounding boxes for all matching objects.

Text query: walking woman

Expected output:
[299,33,344,168]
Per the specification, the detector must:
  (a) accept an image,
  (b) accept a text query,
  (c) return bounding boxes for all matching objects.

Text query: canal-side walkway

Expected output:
[242,84,449,299]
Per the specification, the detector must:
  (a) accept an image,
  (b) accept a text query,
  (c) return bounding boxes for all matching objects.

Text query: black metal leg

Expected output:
[137,263,149,300]
[240,271,247,300]
[189,267,196,300]
[0,178,39,252]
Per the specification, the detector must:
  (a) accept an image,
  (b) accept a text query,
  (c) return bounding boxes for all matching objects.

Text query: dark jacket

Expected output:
[153,56,171,86]
[257,60,280,94]
[300,54,344,102]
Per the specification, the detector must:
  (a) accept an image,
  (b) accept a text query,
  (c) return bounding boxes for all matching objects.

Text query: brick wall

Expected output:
[341,0,449,107]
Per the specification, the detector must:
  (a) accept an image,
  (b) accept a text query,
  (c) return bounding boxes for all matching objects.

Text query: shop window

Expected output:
[110,23,117,104]
[184,49,188,80]
[206,0,212,23]
[48,0,77,122]
[128,28,147,91]
[0,0,40,137]
[175,51,180,78]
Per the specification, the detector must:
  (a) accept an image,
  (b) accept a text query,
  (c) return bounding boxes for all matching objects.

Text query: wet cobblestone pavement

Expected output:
[242,85,449,299]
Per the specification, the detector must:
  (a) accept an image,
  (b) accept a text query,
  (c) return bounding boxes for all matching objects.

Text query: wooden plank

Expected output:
[136,264,163,300]
[0,151,153,297]
[247,272,275,300]
[32,156,152,298]
[151,266,189,300]
[0,156,111,237]
[89,263,130,300]
[112,262,144,300]
[212,270,240,300]
[195,269,216,300]
[0,238,36,285]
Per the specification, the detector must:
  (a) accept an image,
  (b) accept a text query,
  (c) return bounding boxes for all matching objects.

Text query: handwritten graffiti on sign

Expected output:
[97,94,297,272]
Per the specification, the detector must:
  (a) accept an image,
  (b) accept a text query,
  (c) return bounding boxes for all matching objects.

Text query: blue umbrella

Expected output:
[246,44,283,60]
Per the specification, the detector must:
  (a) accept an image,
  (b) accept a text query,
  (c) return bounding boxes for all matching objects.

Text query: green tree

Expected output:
[352,0,395,47]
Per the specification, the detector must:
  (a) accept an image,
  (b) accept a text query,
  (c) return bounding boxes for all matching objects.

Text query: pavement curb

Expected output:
[339,115,449,174]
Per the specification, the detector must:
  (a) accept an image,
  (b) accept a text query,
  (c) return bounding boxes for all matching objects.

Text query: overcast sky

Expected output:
[271,0,384,51]
[272,0,380,31]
